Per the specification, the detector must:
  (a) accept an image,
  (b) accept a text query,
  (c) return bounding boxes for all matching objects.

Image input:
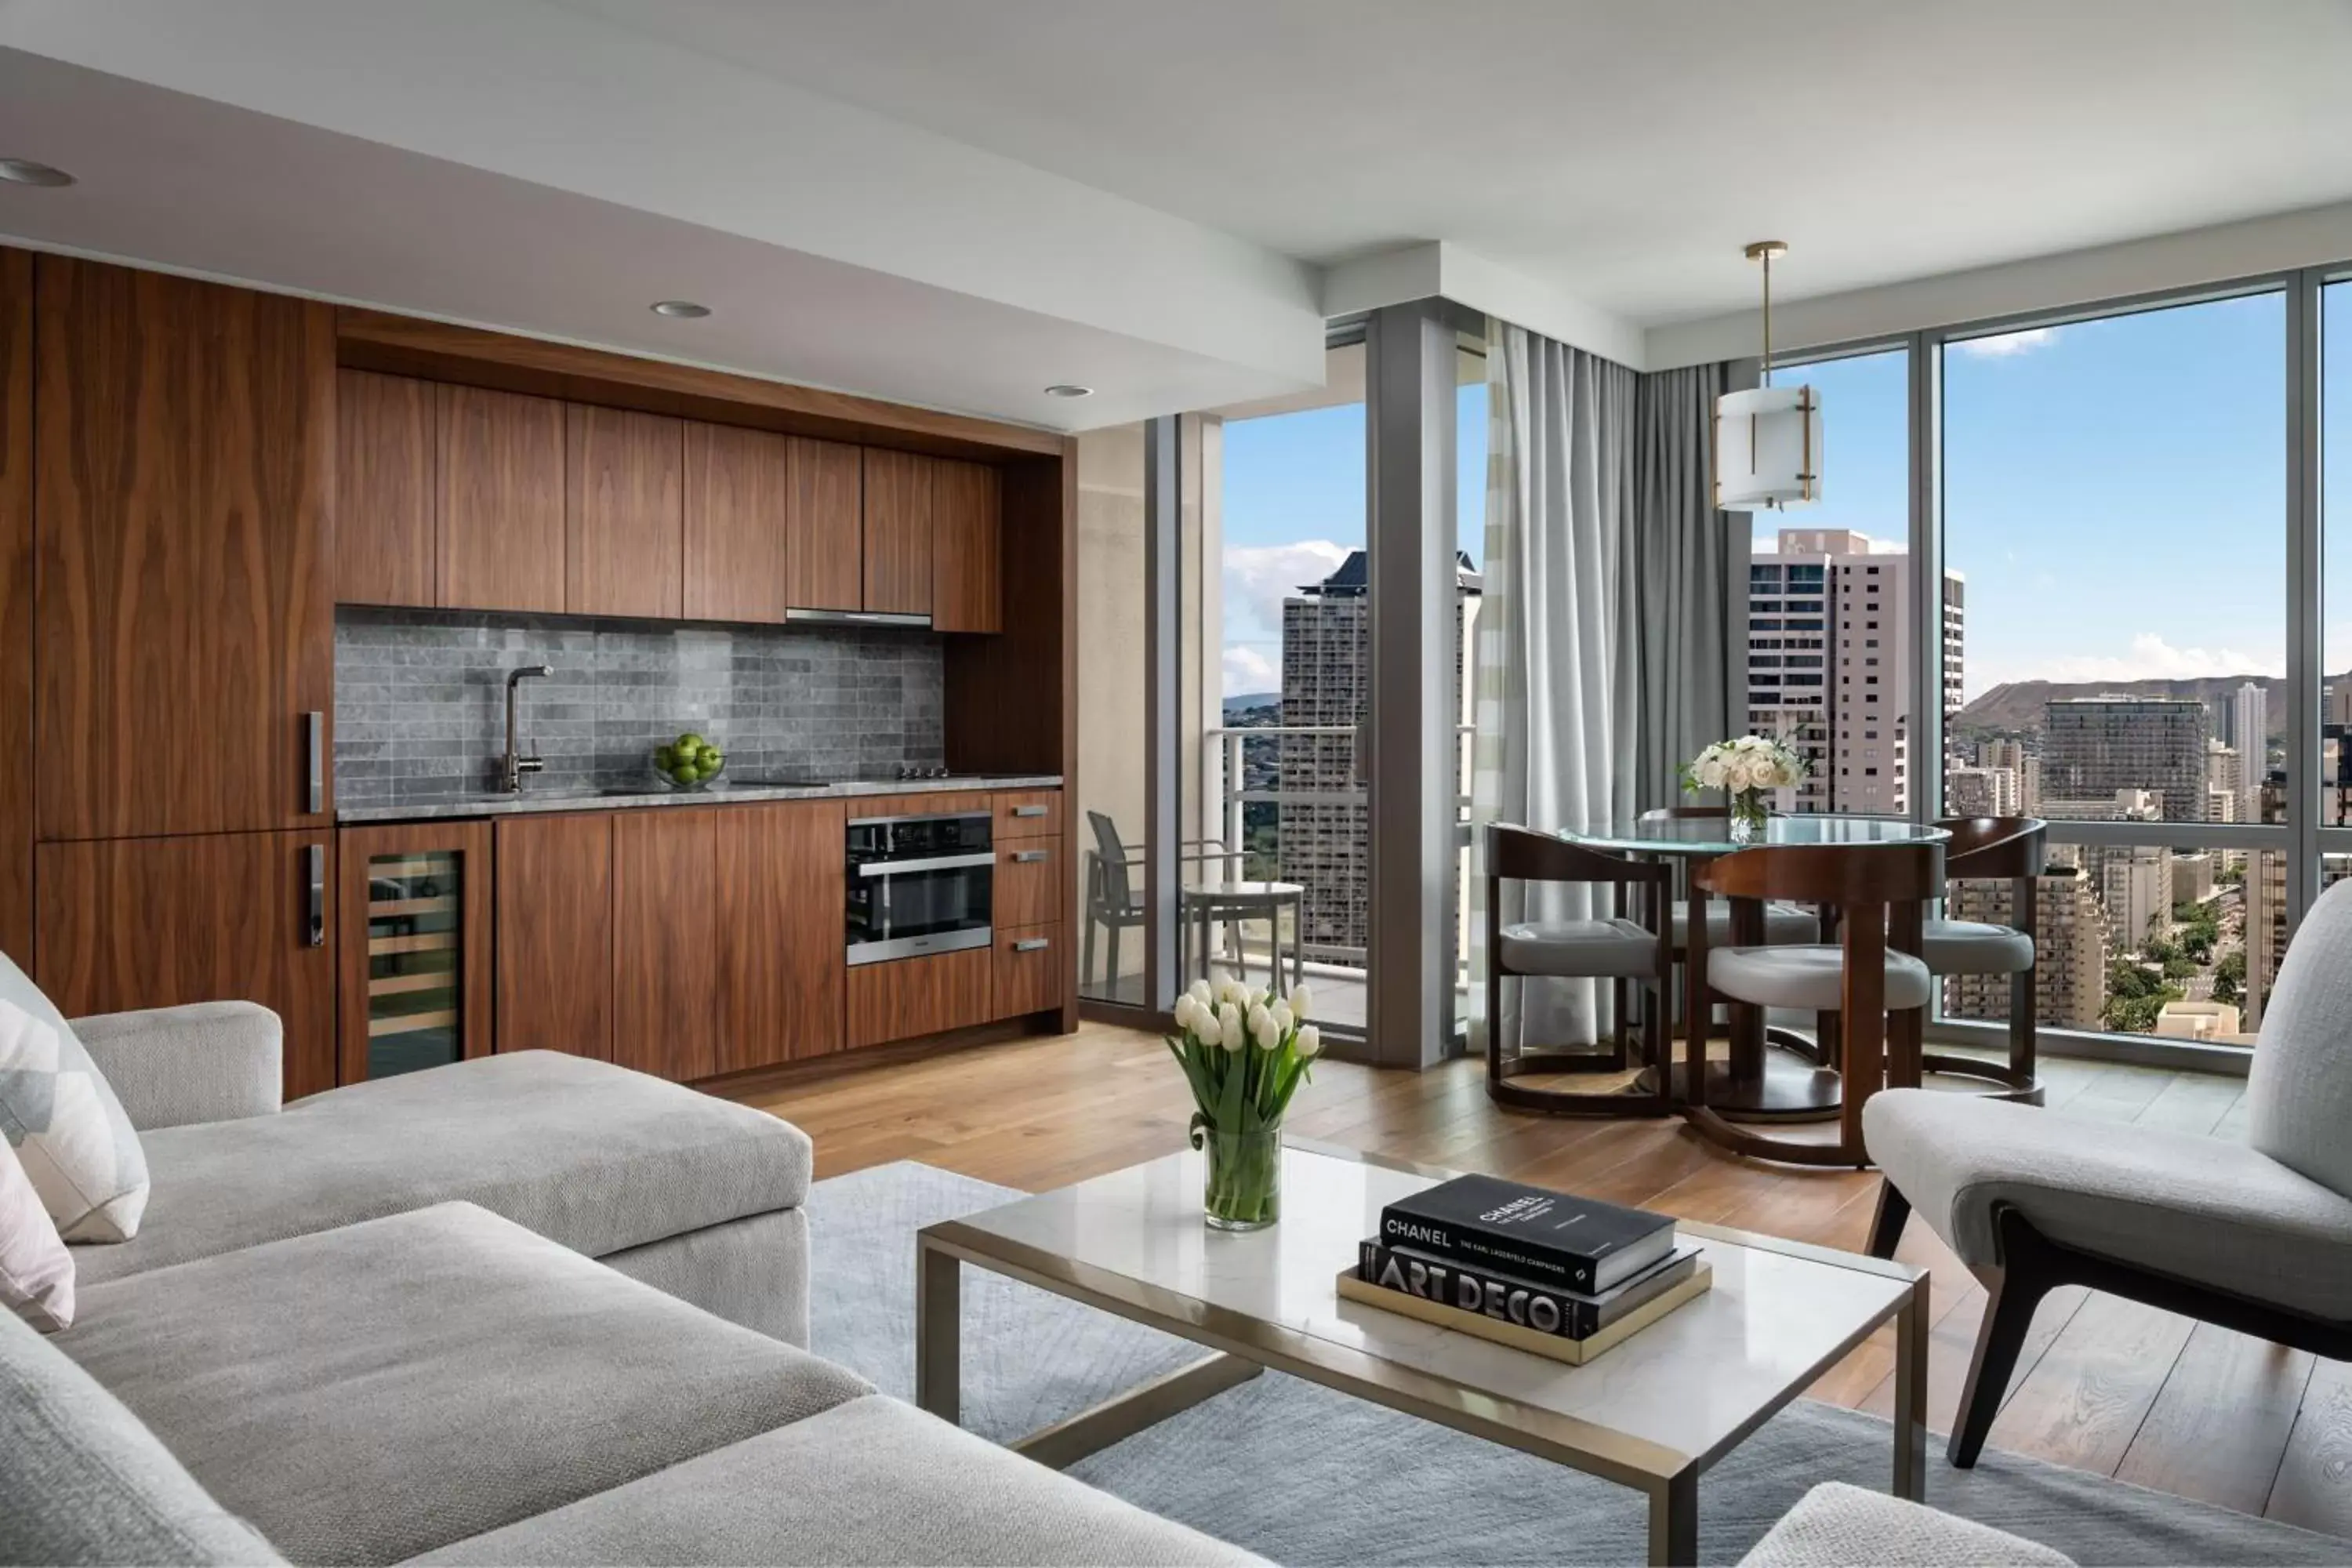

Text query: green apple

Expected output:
[675,731,706,754]
[654,745,677,771]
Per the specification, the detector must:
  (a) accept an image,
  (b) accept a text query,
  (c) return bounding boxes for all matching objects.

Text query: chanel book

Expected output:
[1356,1240,1700,1340]
[1379,1174,1675,1294]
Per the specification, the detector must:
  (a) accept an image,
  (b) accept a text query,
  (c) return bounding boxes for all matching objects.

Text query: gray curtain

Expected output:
[1469,323,1639,1051]
[1468,337,1741,1054]
[1634,363,1741,804]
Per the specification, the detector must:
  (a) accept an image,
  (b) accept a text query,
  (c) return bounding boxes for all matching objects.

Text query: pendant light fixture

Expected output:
[1714,241,1823,510]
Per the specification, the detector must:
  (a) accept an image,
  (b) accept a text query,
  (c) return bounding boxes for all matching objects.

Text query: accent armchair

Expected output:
[1864,876,2352,1468]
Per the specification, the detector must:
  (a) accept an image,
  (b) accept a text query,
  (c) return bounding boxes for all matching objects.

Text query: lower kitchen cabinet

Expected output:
[495,813,612,1060]
[993,924,1065,1020]
[35,829,339,1102]
[337,821,492,1084]
[846,947,992,1051]
[612,808,720,1082]
[714,800,844,1072]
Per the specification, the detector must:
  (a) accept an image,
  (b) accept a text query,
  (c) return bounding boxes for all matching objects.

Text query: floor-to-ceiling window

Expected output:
[1073,423,1150,1007]
[1943,290,2288,1044]
[1740,347,1914,815]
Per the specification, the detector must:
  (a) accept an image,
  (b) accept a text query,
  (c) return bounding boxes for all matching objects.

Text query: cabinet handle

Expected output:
[1011,804,1049,818]
[305,711,325,815]
[1012,937,1051,953]
[1010,849,1048,863]
[305,844,326,948]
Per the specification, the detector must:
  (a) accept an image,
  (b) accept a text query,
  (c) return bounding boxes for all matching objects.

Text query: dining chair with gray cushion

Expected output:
[1693,840,1940,1166]
[1484,825,1673,1116]
[1638,807,1821,950]
[1865,874,2352,1469]
[1918,815,2047,1103]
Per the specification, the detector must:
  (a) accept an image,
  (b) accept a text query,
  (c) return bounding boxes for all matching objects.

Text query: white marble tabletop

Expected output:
[928,1142,1918,1476]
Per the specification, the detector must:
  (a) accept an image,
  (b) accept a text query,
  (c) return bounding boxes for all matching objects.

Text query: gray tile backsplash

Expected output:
[335,608,945,807]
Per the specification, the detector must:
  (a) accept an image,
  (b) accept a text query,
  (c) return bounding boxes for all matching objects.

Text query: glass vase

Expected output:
[1730,789,1768,844]
[1201,1126,1283,1231]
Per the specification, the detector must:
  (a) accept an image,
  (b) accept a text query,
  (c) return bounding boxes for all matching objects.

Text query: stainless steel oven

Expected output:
[845,809,994,965]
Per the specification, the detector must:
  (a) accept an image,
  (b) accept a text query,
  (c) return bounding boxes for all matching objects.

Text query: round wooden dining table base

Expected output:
[1667,1048,1842,1123]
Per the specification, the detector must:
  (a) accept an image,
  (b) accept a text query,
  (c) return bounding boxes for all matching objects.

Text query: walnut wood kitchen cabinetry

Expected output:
[494,812,613,1061]
[713,800,846,1070]
[993,924,1065,1021]
[36,830,340,1102]
[567,405,684,620]
[34,255,336,842]
[336,820,492,1085]
[931,458,1002,633]
[437,384,568,613]
[860,448,934,617]
[335,368,436,608]
[847,946,992,1051]
[0,249,29,966]
[683,426,864,622]
[611,808,719,1081]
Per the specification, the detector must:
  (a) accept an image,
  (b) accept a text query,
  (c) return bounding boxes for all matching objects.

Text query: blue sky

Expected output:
[1219,288,2343,705]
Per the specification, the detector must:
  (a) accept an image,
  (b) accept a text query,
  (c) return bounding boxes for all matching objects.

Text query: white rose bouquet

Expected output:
[1167,978,1320,1229]
[1679,735,1806,838]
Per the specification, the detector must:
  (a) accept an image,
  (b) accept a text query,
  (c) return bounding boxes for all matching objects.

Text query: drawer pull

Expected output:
[304,844,327,948]
[1011,804,1049,818]
[1012,937,1051,953]
[305,711,326,814]
[1010,849,1049,864]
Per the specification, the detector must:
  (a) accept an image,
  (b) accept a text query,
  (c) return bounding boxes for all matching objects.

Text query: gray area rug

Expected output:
[807,1161,2349,1566]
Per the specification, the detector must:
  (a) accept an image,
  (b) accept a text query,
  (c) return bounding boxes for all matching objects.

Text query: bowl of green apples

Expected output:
[652,731,726,791]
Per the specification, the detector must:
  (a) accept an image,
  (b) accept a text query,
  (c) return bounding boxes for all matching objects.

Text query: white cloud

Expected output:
[1968,632,2281,699]
[1222,644,1279,696]
[1950,327,2053,359]
[1223,539,1352,644]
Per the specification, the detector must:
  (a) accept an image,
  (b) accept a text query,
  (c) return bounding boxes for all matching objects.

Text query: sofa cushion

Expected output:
[1740,1482,2071,1567]
[64,1201,870,1566]
[419,1392,1263,1567]
[1865,1089,2352,1319]
[2,1138,75,1331]
[1,1305,281,1566]
[73,1050,810,1287]
[0,947,150,1241]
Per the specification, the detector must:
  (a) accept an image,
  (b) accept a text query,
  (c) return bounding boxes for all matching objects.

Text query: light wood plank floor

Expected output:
[728,1023,2346,1537]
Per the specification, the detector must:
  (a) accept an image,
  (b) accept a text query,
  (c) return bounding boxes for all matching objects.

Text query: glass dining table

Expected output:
[1549,815,1951,1153]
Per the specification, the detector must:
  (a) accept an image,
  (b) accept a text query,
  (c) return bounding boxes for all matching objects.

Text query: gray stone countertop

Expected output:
[336,775,1064,824]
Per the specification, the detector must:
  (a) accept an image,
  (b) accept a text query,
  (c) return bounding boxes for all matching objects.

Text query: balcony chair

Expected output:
[1483,824,1673,1116]
[1865,875,2352,1468]
[1081,811,1149,1004]
[1693,839,1940,1165]
[1919,815,2047,1103]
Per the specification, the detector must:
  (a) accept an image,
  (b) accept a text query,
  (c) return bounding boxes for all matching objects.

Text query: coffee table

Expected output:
[916,1142,1927,1566]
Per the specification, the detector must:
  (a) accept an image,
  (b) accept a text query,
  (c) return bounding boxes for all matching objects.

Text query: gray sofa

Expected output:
[5,999,1255,1566]
[67,1005,812,1342]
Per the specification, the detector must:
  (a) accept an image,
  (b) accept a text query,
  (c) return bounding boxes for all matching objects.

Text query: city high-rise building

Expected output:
[1277,549,1478,959]
[1944,866,2108,1030]
[2233,681,2268,826]
[2245,768,2286,1030]
[1973,738,2038,813]
[1745,528,1963,815]
[1946,764,2020,818]
[2041,696,2208,824]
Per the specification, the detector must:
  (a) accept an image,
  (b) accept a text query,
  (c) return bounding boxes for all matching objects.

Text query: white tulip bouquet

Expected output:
[1680,735,1807,837]
[1167,978,1321,1229]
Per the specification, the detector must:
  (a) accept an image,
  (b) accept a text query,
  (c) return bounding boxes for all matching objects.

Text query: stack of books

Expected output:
[1336,1173,1711,1365]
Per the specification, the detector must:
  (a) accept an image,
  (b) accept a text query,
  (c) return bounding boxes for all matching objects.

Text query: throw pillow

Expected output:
[0,953,150,1242]
[0,1140,73,1331]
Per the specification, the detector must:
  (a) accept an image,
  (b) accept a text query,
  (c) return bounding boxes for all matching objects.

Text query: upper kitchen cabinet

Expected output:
[34,257,335,840]
[931,457,1003,633]
[437,383,565,613]
[567,405,683,620]
[335,368,436,608]
[787,436,863,612]
[684,426,862,621]
[861,448,933,617]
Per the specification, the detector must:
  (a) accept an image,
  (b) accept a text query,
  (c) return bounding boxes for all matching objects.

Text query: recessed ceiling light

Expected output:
[0,158,74,187]
[650,299,710,319]
[1044,384,1093,398]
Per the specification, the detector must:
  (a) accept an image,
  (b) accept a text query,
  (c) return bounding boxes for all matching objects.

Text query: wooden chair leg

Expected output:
[1951,1258,2048,1468]
[1610,978,1631,1072]
[1866,1181,1910,1258]
[1888,1004,1923,1091]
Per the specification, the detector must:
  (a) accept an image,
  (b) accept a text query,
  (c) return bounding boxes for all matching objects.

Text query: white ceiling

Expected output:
[1,0,2346,423]
[565,0,2352,325]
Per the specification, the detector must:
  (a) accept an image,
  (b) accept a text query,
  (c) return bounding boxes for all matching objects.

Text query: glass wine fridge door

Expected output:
[361,849,467,1076]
